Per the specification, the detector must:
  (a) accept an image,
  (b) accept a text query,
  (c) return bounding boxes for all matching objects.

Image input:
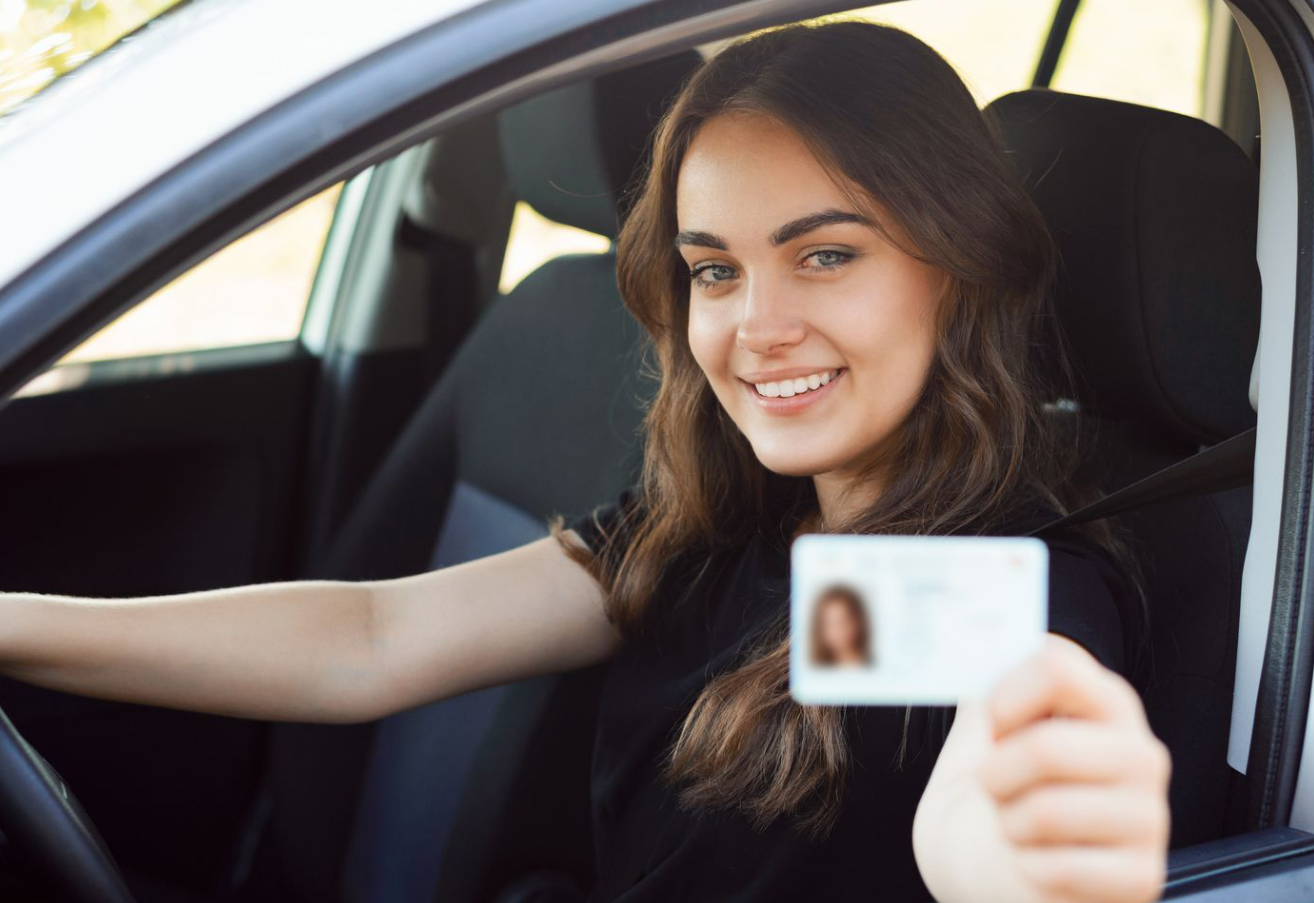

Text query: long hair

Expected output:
[556,20,1143,838]
[809,586,872,666]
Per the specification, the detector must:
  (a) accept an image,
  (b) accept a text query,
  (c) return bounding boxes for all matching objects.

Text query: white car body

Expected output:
[2,2,1314,893]
[0,0,483,291]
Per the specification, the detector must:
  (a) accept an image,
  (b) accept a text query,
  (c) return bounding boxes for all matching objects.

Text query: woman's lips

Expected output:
[742,368,845,414]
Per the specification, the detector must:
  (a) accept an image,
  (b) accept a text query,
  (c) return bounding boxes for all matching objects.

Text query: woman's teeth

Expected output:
[754,369,839,398]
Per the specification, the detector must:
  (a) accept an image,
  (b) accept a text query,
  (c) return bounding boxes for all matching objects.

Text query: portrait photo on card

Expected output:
[808,583,875,669]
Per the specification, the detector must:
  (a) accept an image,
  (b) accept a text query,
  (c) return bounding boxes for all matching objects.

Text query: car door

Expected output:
[0,184,347,891]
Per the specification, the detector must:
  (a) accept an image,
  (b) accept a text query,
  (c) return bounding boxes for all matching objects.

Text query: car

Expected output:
[0,0,1309,900]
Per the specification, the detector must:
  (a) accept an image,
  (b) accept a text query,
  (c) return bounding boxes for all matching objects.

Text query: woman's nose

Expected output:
[735,277,806,354]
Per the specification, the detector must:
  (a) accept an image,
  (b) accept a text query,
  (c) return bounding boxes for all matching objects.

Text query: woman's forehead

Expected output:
[675,114,855,234]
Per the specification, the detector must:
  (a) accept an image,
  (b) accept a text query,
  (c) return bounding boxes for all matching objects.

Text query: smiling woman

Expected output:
[554,19,1166,903]
[677,113,945,483]
[0,13,1178,903]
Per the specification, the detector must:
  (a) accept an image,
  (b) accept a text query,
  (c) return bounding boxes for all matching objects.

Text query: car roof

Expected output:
[0,0,487,292]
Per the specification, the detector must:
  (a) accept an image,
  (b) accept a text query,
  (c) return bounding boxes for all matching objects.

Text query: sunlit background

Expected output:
[0,0,181,114]
[1,0,1212,373]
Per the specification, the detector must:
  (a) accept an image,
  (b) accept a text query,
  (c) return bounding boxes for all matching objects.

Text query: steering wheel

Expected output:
[0,704,135,902]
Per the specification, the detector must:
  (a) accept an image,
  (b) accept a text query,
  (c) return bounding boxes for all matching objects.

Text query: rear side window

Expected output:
[849,0,1212,117]
[499,201,611,294]
[1050,0,1209,117]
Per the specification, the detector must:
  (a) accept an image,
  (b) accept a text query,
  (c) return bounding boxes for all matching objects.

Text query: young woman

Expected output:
[0,21,1169,903]
[809,585,873,667]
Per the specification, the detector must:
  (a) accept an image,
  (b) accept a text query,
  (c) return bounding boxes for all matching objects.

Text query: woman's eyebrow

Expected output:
[673,229,727,250]
[673,209,873,251]
[770,209,873,246]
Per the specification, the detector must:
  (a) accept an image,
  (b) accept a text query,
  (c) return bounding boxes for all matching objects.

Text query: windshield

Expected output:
[0,0,187,116]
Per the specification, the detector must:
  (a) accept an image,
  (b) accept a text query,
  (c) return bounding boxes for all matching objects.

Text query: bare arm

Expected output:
[0,533,619,724]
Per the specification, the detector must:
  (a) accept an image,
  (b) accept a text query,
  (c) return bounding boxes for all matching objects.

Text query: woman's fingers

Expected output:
[1014,846,1166,903]
[998,785,1170,846]
[981,719,1172,802]
[966,638,1171,902]
[976,636,1171,903]
[989,635,1145,738]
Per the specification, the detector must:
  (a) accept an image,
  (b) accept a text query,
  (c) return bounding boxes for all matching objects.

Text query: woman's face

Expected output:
[816,597,864,661]
[677,112,943,481]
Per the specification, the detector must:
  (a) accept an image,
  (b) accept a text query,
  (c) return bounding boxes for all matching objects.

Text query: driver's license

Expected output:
[789,534,1047,705]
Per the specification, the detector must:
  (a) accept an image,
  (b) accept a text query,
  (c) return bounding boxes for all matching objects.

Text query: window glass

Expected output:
[1051,0,1210,117]
[0,0,183,116]
[841,0,1210,116]
[59,183,342,364]
[499,201,611,294]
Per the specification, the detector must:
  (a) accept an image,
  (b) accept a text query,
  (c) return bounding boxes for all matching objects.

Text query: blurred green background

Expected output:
[0,0,181,116]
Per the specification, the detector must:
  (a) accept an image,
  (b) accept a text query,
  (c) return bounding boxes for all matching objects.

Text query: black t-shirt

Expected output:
[565,489,1128,903]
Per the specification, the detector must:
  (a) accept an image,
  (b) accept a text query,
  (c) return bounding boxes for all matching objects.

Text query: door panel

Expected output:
[0,343,316,891]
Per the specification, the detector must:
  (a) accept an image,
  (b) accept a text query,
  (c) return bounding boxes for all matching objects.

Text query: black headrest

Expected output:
[986,89,1261,446]
[497,51,703,239]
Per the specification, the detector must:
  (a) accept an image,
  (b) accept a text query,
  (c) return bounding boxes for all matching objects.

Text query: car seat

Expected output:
[986,89,1261,847]
[243,52,702,903]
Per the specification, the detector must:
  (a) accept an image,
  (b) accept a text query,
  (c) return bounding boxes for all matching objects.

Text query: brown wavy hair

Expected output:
[557,20,1141,838]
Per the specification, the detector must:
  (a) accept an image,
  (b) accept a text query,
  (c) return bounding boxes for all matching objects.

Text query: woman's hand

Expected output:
[912,635,1170,903]
[980,635,1170,902]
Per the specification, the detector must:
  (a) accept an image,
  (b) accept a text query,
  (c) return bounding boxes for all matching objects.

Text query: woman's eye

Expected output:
[800,249,855,270]
[689,263,737,289]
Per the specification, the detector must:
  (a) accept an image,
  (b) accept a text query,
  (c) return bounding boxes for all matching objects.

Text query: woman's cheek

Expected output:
[686,301,742,400]
[831,336,926,424]
[837,262,941,397]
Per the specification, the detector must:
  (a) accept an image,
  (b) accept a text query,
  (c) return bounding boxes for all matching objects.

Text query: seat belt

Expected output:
[1029,427,1257,535]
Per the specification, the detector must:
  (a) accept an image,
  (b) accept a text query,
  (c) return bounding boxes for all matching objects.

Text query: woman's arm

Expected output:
[912,635,1170,903]
[0,532,618,724]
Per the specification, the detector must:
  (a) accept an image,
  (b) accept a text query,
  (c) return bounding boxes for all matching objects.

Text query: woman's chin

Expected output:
[750,443,852,479]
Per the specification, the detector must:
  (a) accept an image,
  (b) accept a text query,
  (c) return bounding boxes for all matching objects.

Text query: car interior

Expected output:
[0,4,1271,902]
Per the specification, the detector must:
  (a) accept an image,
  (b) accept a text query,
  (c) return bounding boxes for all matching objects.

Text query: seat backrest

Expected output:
[250,52,701,903]
[986,89,1261,847]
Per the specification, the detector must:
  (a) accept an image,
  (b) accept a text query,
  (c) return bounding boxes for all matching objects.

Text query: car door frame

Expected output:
[1224,0,1314,834]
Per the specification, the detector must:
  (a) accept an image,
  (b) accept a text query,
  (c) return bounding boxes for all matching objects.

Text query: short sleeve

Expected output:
[1042,531,1129,678]
[564,485,644,569]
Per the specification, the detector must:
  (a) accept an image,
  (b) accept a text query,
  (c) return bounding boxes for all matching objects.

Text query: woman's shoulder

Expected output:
[987,502,1133,678]
[565,484,645,554]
